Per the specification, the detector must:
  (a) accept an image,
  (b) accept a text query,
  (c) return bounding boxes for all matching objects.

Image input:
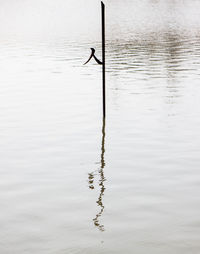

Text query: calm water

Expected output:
[1,0,200,253]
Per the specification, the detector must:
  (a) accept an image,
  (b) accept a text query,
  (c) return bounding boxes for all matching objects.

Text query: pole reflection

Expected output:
[88,117,106,232]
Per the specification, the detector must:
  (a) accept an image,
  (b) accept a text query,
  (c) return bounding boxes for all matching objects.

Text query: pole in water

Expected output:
[101,1,106,118]
[84,2,106,118]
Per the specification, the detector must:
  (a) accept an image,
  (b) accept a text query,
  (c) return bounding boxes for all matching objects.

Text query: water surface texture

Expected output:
[1,0,200,253]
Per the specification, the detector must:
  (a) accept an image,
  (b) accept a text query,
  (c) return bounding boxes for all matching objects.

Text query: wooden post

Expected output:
[101,2,106,118]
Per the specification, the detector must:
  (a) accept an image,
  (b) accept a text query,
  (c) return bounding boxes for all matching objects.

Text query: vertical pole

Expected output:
[101,1,106,118]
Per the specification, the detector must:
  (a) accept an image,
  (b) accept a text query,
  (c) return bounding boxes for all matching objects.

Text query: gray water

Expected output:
[1,0,200,253]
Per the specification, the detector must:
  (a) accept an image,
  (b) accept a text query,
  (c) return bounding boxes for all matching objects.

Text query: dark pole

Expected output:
[101,1,106,118]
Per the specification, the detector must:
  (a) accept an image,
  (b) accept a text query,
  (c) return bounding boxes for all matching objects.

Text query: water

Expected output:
[1,0,200,253]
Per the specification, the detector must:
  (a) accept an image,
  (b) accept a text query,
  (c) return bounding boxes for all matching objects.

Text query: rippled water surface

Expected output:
[1,0,200,253]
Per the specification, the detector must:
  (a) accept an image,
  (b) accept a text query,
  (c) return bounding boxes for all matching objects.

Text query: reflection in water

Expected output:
[88,118,106,232]
[106,31,200,109]
[107,32,200,80]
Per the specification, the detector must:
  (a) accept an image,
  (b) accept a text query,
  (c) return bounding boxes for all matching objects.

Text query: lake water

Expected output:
[1,0,200,253]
